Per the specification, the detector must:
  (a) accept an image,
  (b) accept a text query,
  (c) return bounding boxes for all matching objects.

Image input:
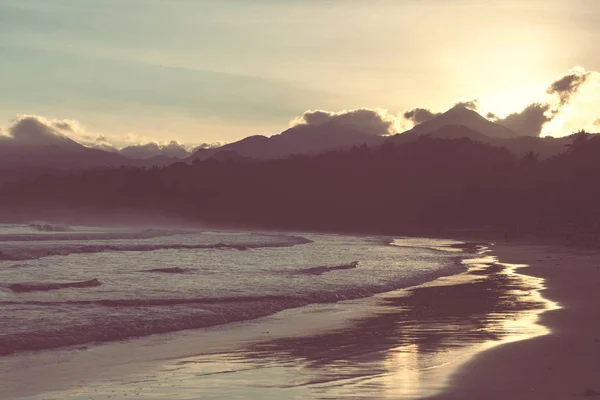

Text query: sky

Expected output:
[1,0,600,148]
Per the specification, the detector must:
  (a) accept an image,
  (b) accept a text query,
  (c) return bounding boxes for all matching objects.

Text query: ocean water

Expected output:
[0,224,467,356]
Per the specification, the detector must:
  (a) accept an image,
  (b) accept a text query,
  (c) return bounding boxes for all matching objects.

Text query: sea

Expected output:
[0,223,468,356]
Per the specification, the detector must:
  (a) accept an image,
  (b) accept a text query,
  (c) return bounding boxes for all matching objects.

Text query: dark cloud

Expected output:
[491,68,594,136]
[399,68,596,136]
[493,103,553,137]
[293,108,398,135]
[403,108,441,125]
[547,69,590,106]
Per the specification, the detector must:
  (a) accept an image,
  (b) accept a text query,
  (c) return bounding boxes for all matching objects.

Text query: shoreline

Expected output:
[427,242,600,399]
[0,239,561,400]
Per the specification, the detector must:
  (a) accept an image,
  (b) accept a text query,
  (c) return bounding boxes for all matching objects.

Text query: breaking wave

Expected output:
[7,279,102,293]
[292,261,359,276]
[0,229,188,242]
[0,235,312,261]
[0,231,470,356]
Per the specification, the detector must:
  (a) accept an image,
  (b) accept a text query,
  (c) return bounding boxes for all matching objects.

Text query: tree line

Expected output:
[2,132,599,243]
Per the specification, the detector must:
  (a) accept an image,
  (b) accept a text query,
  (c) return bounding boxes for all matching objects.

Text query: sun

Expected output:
[477,84,548,121]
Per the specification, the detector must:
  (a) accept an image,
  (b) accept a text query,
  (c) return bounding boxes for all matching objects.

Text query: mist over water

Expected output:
[0,224,466,355]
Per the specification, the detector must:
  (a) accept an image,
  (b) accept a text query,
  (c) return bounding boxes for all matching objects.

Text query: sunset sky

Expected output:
[1,0,600,147]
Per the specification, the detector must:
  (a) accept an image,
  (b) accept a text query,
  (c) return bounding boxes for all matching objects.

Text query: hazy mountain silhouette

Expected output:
[6,132,600,243]
[0,137,127,169]
[387,106,586,159]
[391,124,491,145]
[0,131,180,188]
[398,105,519,140]
[188,121,385,161]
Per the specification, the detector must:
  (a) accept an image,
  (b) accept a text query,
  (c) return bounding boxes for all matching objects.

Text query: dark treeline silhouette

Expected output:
[2,133,600,242]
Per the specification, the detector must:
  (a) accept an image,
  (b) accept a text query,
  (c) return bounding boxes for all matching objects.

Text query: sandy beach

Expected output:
[430,242,600,400]
[1,241,598,399]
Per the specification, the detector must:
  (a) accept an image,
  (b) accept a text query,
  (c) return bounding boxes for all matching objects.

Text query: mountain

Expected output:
[0,139,127,170]
[188,122,386,161]
[0,131,178,188]
[390,124,492,145]
[388,124,576,159]
[386,106,585,159]
[399,105,519,140]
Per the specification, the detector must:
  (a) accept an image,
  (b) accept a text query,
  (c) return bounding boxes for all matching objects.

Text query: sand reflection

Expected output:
[236,256,556,399]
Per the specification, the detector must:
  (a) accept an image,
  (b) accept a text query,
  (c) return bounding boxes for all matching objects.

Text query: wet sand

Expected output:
[2,242,594,399]
[429,243,600,400]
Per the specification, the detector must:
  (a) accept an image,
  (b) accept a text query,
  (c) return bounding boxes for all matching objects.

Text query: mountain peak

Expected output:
[445,104,481,116]
[401,105,518,139]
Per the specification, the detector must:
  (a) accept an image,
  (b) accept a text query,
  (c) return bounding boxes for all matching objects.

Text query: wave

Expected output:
[0,295,303,307]
[0,235,313,261]
[0,263,463,356]
[141,267,191,274]
[29,223,72,232]
[7,279,102,293]
[0,229,186,242]
[292,261,359,276]
[391,238,488,254]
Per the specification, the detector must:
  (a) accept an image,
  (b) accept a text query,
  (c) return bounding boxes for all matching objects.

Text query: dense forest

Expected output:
[1,132,599,243]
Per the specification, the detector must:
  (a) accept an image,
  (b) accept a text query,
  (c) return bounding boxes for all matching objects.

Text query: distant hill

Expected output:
[387,106,585,159]
[0,140,128,169]
[0,132,177,188]
[391,124,492,145]
[399,105,519,139]
[188,121,386,161]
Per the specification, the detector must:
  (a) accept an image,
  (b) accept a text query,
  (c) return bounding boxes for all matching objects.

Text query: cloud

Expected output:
[0,114,121,151]
[0,114,210,157]
[546,67,591,106]
[402,99,479,128]
[119,141,191,159]
[118,140,223,159]
[402,108,441,125]
[492,103,553,137]
[454,98,480,111]
[87,135,118,152]
[291,108,399,135]
[397,67,597,136]
[489,67,596,136]
[193,142,225,151]
[587,118,600,132]
[0,115,76,147]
